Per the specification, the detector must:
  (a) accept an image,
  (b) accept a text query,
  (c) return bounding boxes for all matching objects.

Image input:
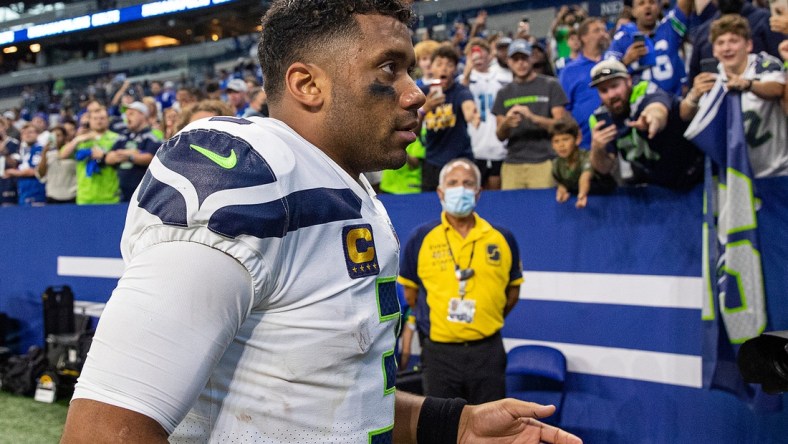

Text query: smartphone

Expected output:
[632,33,646,44]
[769,0,788,16]
[429,79,443,99]
[593,110,612,127]
[700,58,719,74]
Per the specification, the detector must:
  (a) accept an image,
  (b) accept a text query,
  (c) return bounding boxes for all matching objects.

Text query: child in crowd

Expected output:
[551,119,614,208]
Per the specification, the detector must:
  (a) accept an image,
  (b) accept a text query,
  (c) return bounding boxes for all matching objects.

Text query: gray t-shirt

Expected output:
[492,75,568,164]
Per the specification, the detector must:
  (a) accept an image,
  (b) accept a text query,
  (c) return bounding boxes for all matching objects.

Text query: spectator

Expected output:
[551,5,587,63]
[242,87,268,118]
[461,38,511,190]
[588,59,704,189]
[0,117,21,205]
[551,118,615,208]
[225,78,250,117]
[106,102,162,201]
[4,123,46,206]
[493,39,568,190]
[398,158,523,403]
[174,86,198,112]
[605,0,692,96]
[175,100,233,132]
[490,36,513,77]
[554,28,581,76]
[59,106,123,204]
[205,80,222,101]
[681,14,787,177]
[141,97,163,139]
[31,112,51,150]
[419,45,479,191]
[380,137,424,194]
[689,0,785,85]
[36,125,77,204]
[413,39,441,87]
[771,5,788,34]
[159,80,177,110]
[530,41,555,77]
[559,17,611,149]
[162,107,180,140]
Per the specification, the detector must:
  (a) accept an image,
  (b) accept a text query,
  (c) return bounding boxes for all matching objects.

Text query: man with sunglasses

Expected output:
[399,158,523,404]
[588,59,703,189]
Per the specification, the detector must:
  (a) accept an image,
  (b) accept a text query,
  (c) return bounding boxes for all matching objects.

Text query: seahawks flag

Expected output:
[684,86,775,407]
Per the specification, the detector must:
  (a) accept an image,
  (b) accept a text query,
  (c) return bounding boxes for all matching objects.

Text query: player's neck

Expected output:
[446,213,476,238]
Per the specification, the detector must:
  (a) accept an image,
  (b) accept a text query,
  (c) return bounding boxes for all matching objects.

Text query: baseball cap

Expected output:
[226,78,248,93]
[164,80,175,89]
[496,37,512,47]
[507,39,532,57]
[2,110,14,120]
[589,59,630,87]
[125,101,149,117]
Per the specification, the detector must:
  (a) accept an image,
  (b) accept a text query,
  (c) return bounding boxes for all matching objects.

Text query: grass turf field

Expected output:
[0,391,69,443]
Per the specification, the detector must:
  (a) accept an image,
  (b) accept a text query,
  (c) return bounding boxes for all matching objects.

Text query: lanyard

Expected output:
[444,228,476,289]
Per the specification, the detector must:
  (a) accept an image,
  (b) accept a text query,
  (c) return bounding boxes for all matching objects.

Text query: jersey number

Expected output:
[368,277,400,443]
[742,110,772,148]
[642,55,673,82]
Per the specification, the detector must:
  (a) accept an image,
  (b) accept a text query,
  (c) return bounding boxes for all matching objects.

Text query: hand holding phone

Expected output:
[429,79,443,99]
[700,58,719,74]
[593,110,612,128]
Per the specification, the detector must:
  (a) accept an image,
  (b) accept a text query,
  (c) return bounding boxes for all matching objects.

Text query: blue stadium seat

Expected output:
[505,345,567,425]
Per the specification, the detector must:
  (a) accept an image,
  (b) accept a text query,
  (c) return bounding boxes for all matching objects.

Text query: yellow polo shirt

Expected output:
[398,212,523,343]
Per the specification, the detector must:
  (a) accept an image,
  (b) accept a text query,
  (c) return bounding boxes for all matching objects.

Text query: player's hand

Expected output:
[457,398,582,444]
[770,6,788,34]
[575,194,588,209]
[689,72,717,100]
[591,120,617,151]
[556,186,570,203]
[622,41,648,66]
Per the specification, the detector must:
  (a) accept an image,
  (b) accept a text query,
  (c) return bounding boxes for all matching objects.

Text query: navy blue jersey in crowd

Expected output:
[589,81,703,189]
[605,7,689,96]
[419,82,474,167]
[114,126,162,201]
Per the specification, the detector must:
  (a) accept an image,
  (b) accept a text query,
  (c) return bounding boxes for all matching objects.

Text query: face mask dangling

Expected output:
[441,186,477,217]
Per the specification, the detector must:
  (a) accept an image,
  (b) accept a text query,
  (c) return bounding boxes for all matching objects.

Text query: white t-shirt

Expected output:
[467,69,512,161]
[718,52,788,178]
[73,116,402,442]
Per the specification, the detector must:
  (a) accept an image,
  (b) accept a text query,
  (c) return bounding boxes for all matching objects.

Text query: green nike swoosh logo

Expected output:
[189,144,237,169]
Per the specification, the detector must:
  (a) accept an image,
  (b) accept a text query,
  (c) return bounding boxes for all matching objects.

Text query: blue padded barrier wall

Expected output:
[1,178,787,443]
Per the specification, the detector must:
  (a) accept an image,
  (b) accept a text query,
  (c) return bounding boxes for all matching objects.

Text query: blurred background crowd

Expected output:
[0,0,785,207]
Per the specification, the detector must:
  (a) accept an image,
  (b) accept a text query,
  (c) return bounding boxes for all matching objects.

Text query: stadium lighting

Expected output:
[30,43,41,53]
[3,46,17,54]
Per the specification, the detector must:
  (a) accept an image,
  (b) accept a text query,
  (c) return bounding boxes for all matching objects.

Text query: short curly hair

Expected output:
[259,0,413,103]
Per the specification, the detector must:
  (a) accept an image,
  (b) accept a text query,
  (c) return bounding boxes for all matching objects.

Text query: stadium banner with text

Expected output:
[1,182,787,443]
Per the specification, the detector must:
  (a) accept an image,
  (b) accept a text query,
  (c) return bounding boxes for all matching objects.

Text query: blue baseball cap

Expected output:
[507,39,532,57]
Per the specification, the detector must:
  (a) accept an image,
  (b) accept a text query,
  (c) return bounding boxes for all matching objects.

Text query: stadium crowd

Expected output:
[0,0,786,208]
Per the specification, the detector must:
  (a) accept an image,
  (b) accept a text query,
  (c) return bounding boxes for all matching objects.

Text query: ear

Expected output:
[284,62,327,110]
[575,132,583,146]
[436,187,445,202]
[746,39,753,54]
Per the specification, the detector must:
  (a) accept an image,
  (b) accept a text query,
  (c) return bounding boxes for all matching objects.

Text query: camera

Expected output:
[737,330,788,394]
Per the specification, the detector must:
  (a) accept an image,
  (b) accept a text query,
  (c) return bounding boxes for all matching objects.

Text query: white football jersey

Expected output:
[467,69,511,161]
[719,52,788,178]
[74,116,401,443]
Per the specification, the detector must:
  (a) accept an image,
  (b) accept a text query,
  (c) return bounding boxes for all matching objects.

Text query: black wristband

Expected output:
[416,396,468,444]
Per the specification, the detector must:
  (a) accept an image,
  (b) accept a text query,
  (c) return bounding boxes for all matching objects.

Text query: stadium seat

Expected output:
[505,345,567,425]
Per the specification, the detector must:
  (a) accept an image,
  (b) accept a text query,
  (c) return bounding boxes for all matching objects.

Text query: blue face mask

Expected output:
[441,186,477,217]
